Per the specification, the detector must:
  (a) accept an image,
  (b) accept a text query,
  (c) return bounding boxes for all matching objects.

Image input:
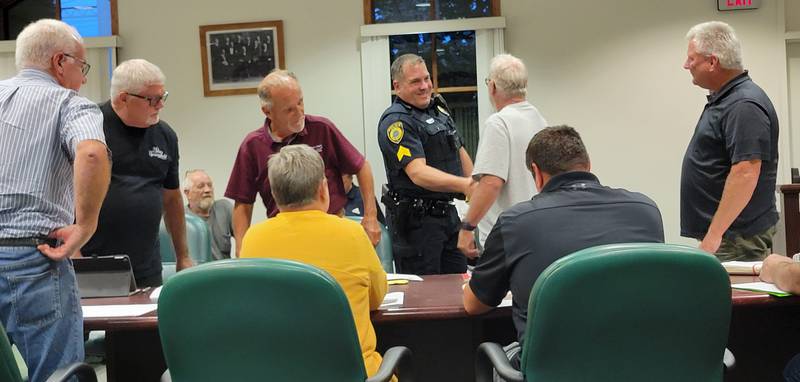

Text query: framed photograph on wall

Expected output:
[199,20,285,97]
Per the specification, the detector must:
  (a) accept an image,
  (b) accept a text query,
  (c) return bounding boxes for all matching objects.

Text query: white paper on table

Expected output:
[82,304,157,318]
[149,286,163,301]
[380,292,404,309]
[732,281,790,295]
[386,273,423,282]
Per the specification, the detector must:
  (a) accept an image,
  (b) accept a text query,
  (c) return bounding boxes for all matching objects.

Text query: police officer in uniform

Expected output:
[378,53,474,275]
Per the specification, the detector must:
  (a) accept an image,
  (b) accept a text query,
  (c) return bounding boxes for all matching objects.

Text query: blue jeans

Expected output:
[0,247,84,382]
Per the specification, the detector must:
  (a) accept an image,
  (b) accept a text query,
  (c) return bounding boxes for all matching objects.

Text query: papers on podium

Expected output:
[82,304,157,318]
[380,292,404,309]
[731,282,791,297]
[721,261,762,275]
[386,273,423,282]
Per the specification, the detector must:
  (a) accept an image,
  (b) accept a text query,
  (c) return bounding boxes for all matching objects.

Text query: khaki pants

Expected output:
[714,225,776,262]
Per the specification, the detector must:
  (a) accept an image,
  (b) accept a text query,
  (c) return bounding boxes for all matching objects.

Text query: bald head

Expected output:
[257,69,300,109]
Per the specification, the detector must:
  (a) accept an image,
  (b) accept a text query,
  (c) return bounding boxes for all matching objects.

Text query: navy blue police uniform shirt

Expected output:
[377,97,464,200]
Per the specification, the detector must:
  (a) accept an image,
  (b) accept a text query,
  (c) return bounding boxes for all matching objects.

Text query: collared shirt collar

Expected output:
[17,69,59,86]
[396,96,434,114]
[706,70,749,104]
[262,117,308,145]
[541,171,600,193]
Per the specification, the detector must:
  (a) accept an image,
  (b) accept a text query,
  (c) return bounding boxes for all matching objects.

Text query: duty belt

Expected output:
[0,236,60,247]
[386,191,453,218]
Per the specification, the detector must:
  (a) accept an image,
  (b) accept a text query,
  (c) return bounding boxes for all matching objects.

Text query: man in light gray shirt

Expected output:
[183,169,233,259]
[0,19,110,381]
[458,54,548,258]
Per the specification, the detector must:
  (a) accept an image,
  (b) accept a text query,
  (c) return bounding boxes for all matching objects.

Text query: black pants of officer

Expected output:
[387,204,467,275]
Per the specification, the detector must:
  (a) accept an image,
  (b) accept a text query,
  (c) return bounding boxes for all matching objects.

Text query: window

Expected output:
[389,30,480,157]
[0,0,114,40]
[367,0,500,158]
[60,0,114,37]
[369,0,498,24]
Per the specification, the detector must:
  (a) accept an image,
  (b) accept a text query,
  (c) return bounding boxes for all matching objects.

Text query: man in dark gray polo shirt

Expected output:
[463,126,664,373]
[680,21,779,261]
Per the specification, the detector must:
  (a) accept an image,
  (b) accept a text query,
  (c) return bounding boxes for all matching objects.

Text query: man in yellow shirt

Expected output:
[240,144,388,377]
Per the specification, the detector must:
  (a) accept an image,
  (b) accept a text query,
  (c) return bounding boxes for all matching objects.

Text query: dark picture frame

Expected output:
[199,20,285,97]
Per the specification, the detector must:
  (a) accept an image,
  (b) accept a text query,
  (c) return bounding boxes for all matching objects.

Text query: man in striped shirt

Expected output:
[0,19,110,381]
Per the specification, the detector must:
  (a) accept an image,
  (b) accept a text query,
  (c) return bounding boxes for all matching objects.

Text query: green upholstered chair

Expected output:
[158,221,176,262]
[345,216,394,273]
[0,323,97,382]
[159,213,213,264]
[476,243,734,382]
[157,259,412,382]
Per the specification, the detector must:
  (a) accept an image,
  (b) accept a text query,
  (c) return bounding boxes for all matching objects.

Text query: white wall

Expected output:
[503,0,788,245]
[790,42,800,173]
[119,0,789,244]
[117,0,364,221]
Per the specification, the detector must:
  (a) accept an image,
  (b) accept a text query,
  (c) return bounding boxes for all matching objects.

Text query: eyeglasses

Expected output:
[63,53,91,76]
[126,91,169,107]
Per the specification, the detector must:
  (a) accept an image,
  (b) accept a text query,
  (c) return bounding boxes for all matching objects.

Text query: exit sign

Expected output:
[718,0,761,10]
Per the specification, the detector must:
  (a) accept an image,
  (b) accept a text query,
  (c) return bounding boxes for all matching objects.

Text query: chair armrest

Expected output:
[366,346,413,382]
[475,342,523,382]
[44,362,97,382]
[723,348,735,372]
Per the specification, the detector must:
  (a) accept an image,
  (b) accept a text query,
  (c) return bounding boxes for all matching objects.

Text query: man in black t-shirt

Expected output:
[82,59,192,287]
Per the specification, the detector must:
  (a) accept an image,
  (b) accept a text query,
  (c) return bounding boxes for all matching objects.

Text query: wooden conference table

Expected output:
[82,274,800,382]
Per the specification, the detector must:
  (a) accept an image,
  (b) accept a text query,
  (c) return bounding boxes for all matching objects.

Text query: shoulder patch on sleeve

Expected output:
[387,121,404,144]
[396,145,411,162]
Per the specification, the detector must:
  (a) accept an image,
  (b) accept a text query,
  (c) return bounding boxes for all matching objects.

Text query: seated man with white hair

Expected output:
[240,144,388,378]
[183,169,234,260]
[82,59,192,287]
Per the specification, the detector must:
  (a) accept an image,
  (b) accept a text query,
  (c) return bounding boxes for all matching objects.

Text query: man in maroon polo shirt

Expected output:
[225,70,381,256]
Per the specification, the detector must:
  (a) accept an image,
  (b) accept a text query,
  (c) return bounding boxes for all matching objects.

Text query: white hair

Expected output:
[488,53,528,98]
[257,69,298,108]
[182,169,209,192]
[15,19,83,71]
[267,144,324,208]
[686,21,743,70]
[110,59,166,99]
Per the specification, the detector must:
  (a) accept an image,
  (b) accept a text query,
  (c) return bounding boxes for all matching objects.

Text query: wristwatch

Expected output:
[460,220,477,232]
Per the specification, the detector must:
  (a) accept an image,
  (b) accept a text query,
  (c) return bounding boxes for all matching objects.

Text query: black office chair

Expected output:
[1,323,97,382]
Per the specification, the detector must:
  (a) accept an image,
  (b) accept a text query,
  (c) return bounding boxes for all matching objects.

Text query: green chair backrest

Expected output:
[521,243,732,382]
[0,324,24,382]
[158,221,175,262]
[159,213,213,264]
[157,259,368,382]
[345,216,394,273]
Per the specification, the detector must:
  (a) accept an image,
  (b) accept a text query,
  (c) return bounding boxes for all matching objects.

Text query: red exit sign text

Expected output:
[718,0,761,11]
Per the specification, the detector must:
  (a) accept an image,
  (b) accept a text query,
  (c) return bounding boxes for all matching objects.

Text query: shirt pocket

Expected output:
[0,119,27,169]
[421,122,453,163]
